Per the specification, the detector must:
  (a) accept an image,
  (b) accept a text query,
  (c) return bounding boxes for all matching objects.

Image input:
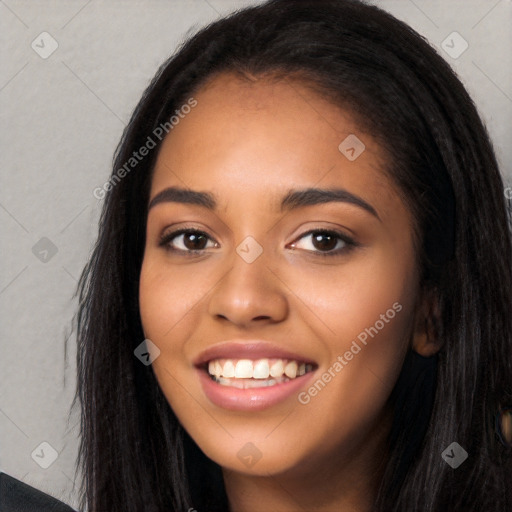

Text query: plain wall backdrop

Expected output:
[1,0,511,509]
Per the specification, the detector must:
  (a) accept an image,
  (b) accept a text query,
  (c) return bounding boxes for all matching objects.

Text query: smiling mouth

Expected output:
[205,358,316,389]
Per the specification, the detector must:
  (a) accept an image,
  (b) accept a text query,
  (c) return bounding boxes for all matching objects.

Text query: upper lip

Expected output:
[193,341,317,367]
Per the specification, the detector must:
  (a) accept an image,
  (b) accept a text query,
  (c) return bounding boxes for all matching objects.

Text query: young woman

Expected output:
[74,0,512,510]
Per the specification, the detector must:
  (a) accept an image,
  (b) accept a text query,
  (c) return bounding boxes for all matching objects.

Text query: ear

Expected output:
[412,287,443,357]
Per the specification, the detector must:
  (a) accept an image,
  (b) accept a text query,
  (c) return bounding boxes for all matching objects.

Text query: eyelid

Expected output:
[158,227,219,253]
[287,228,357,256]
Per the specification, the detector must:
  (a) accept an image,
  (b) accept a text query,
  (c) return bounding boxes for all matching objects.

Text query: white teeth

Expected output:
[253,359,270,379]
[223,360,235,378]
[207,357,314,382]
[269,360,284,378]
[214,360,223,377]
[235,359,253,378]
[215,376,280,389]
[284,361,298,379]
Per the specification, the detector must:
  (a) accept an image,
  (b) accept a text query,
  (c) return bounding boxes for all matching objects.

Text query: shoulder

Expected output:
[0,472,76,512]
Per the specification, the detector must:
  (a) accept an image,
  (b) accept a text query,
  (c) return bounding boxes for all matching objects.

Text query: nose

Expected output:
[207,250,289,327]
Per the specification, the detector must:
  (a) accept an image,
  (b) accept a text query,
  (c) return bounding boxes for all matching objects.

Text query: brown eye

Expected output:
[289,229,355,257]
[182,232,208,250]
[159,229,217,253]
[311,232,339,251]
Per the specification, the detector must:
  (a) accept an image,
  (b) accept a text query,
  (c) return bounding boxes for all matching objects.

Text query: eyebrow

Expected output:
[148,186,379,219]
[280,187,379,219]
[149,187,216,210]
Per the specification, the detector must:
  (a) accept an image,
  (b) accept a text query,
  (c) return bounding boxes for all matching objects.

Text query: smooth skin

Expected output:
[139,72,438,512]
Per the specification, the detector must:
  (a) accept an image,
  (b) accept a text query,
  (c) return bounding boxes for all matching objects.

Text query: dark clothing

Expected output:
[0,472,76,512]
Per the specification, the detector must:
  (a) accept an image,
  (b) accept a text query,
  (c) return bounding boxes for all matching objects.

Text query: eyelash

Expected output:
[158,228,357,258]
[159,228,217,255]
[290,228,357,257]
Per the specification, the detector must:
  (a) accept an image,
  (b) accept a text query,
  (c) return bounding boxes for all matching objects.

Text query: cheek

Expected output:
[289,289,414,467]
[139,256,210,342]
[138,255,220,409]
[280,246,416,423]
[280,245,416,354]
[138,258,206,418]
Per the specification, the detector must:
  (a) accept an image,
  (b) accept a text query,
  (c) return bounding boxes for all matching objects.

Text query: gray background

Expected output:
[1,0,510,509]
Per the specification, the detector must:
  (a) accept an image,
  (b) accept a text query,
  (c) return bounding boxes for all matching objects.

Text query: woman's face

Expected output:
[139,72,423,480]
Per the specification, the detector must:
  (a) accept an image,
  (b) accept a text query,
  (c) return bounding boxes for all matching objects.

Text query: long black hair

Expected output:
[73,0,512,510]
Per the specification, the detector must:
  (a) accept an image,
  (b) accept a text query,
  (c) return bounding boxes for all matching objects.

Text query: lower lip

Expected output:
[197,369,316,411]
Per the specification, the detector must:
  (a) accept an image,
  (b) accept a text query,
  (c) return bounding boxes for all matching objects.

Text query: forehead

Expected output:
[151,72,396,213]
